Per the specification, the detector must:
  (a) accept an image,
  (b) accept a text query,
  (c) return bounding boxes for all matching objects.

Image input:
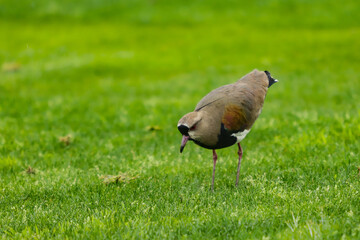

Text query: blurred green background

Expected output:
[1,0,360,239]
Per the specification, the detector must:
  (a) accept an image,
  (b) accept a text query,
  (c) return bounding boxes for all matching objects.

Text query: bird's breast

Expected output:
[193,123,237,149]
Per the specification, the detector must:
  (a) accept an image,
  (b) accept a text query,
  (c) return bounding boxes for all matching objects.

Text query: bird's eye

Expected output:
[190,125,196,131]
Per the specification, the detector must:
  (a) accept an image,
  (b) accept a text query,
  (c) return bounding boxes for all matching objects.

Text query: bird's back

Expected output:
[195,69,269,133]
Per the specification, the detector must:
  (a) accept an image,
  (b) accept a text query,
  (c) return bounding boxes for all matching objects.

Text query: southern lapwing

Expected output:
[177,69,277,190]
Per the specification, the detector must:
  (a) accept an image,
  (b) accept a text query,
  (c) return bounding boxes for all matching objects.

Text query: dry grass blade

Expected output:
[25,166,36,175]
[145,125,162,131]
[99,173,138,185]
[2,62,21,72]
[59,135,72,146]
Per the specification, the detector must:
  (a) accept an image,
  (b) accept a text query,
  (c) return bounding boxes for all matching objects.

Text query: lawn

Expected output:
[1,0,360,239]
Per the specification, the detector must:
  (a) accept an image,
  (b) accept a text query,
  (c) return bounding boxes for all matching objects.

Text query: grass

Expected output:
[1,0,360,239]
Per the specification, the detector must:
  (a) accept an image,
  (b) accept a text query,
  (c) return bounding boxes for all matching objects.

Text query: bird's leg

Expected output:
[236,143,243,187]
[212,149,217,191]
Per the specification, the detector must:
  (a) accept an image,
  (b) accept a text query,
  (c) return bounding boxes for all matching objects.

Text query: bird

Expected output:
[177,69,277,190]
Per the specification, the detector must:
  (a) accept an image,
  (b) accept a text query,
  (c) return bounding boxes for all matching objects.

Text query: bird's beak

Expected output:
[180,135,189,153]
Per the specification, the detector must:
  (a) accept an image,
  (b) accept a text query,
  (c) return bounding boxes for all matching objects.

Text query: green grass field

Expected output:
[1,0,360,239]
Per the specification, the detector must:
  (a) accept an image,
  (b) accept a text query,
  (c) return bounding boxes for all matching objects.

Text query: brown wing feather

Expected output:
[195,85,229,111]
[222,104,248,132]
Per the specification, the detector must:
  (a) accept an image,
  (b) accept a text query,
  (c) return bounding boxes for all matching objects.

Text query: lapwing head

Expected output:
[177,111,203,153]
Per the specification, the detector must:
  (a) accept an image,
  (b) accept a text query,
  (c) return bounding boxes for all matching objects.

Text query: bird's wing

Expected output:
[195,85,230,111]
[195,85,251,133]
[221,103,249,133]
[196,70,268,133]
